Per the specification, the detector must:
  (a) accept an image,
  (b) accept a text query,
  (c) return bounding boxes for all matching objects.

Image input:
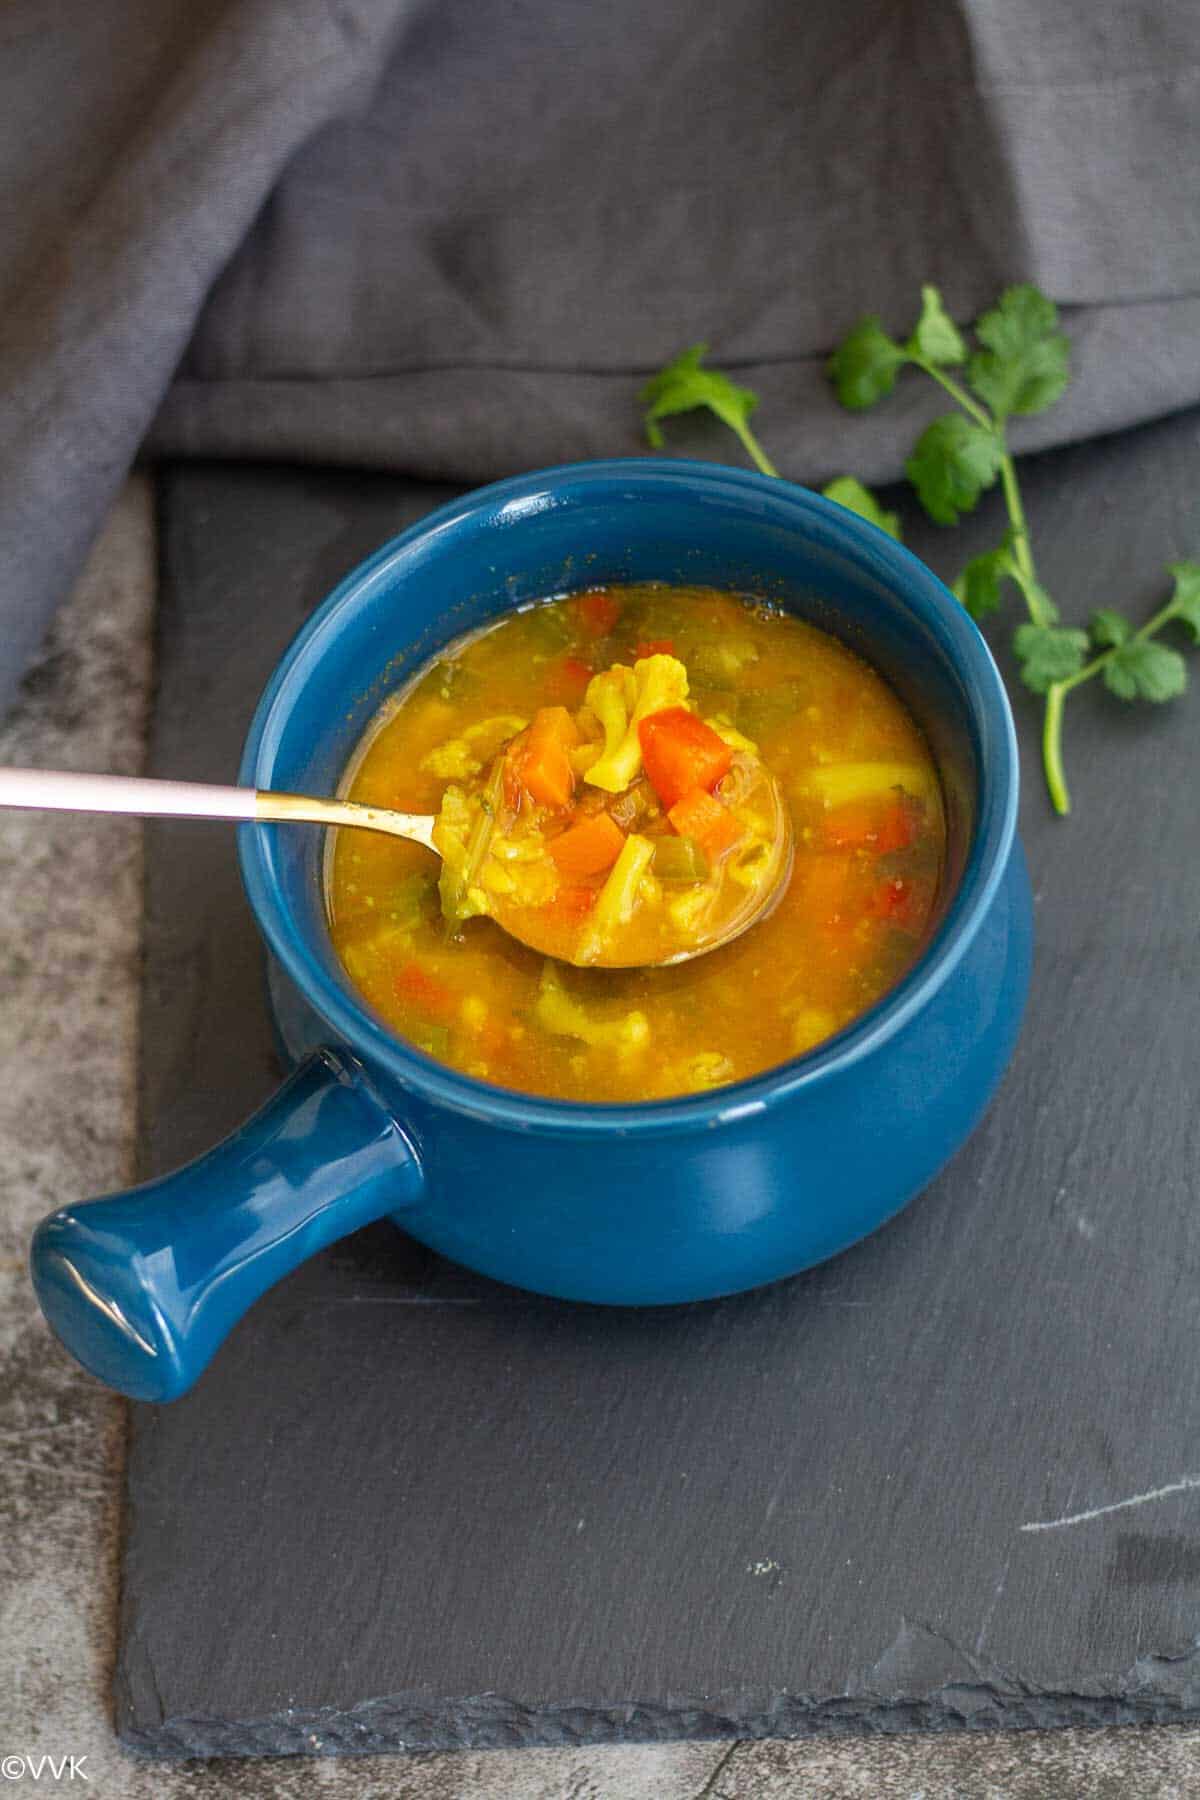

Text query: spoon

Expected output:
[0,764,792,968]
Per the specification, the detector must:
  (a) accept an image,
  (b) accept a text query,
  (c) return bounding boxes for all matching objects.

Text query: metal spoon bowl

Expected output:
[0,765,792,969]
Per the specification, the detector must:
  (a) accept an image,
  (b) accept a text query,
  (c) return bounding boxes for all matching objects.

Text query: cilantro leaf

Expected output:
[1103,639,1188,703]
[952,542,1014,622]
[1090,608,1131,649]
[966,284,1070,419]
[640,344,761,446]
[1167,560,1200,641]
[827,317,909,410]
[1014,623,1089,693]
[821,476,902,540]
[907,285,967,367]
[905,414,1003,525]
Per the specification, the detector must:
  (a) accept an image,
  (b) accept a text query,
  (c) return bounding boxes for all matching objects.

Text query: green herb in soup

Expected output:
[327,585,946,1102]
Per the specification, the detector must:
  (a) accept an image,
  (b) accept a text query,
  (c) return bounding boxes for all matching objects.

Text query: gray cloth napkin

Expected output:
[3,0,1199,714]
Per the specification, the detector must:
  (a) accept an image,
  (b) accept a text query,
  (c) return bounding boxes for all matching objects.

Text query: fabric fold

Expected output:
[2,0,1199,714]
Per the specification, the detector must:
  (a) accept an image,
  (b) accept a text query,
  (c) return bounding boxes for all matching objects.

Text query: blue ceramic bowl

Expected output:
[31,461,1031,1401]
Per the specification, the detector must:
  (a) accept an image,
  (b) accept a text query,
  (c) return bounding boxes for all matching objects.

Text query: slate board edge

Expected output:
[114,1685,1200,1759]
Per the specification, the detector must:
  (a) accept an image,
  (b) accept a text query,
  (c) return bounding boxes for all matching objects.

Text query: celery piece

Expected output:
[434,759,507,923]
[651,835,709,881]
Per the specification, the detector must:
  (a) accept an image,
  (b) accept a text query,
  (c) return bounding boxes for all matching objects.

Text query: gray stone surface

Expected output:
[6,472,1200,1795]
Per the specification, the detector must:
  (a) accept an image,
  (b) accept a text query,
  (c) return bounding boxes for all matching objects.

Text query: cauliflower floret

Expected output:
[666,882,717,937]
[789,1005,837,1056]
[419,714,528,781]
[482,852,558,908]
[680,1051,735,1090]
[534,966,649,1054]
[582,666,636,775]
[576,832,656,964]
[583,655,690,794]
[705,715,760,757]
[420,739,481,780]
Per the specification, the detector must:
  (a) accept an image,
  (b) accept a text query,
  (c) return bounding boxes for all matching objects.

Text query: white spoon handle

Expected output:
[0,767,438,850]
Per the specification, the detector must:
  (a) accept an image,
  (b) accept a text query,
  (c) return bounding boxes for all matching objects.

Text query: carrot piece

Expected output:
[638,707,733,809]
[544,884,599,919]
[574,591,621,637]
[876,797,916,854]
[393,961,457,1020]
[823,794,914,853]
[511,706,579,809]
[667,788,743,859]
[799,854,855,929]
[635,637,674,659]
[549,811,627,878]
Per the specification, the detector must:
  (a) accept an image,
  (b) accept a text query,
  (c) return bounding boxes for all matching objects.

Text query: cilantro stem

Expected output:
[730,419,780,479]
[911,360,993,431]
[916,356,1052,630]
[1041,593,1187,814]
[998,454,1048,622]
[1041,684,1071,815]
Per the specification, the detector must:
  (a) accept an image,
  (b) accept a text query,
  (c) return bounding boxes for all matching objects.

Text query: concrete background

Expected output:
[3,478,1200,1796]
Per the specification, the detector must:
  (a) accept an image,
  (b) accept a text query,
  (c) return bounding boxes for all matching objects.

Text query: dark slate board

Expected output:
[117,419,1200,1756]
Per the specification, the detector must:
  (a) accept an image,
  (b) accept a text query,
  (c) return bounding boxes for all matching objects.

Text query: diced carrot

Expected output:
[877,797,917,854]
[544,884,599,918]
[667,788,743,859]
[574,591,621,637]
[822,794,915,854]
[799,854,854,929]
[511,706,579,810]
[549,811,627,879]
[635,637,674,659]
[638,707,733,809]
[393,961,458,1020]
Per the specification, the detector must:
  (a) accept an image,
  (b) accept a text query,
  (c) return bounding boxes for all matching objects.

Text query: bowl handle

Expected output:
[29,1048,423,1402]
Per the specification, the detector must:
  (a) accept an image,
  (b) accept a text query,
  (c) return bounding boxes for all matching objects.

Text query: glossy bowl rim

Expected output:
[238,458,1019,1137]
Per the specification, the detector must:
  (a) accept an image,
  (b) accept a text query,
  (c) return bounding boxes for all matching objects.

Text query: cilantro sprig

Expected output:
[641,345,779,478]
[640,286,1198,815]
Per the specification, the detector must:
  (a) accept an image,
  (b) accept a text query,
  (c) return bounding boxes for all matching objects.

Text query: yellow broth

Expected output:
[327,585,946,1102]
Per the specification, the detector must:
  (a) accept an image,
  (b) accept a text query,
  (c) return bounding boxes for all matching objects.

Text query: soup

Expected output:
[327,584,945,1102]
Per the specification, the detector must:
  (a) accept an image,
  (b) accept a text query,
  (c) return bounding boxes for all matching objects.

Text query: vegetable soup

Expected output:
[327,585,946,1102]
